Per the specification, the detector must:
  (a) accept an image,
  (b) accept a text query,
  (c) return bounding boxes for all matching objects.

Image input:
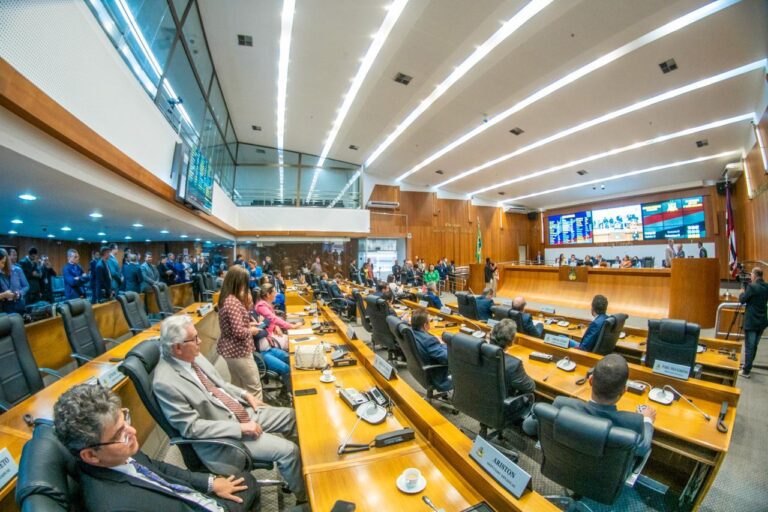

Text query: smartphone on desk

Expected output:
[331,500,356,512]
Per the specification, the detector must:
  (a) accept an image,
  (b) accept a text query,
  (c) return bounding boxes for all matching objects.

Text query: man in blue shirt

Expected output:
[107,244,123,292]
[122,253,143,293]
[63,249,89,300]
[425,282,443,309]
[410,309,452,392]
[475,287,495,321]
[578,294,609,352]
[511,296,544,338]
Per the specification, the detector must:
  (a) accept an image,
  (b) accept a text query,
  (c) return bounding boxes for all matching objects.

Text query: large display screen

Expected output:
[592,205,643,243]
[641,196,705,239]
[548,211,593,245]
[184,146,214,214]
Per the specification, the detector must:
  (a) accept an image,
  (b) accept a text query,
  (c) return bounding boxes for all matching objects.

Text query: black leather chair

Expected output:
[591,313,628,356]
[57,299,116,366]
[0,314,61,412]
[119,340,277,477]
[456,292,479,320]
[365,295,401,363]
[490,305,512,322]
[151,282,183,318]
[117,291,157,335]
[202,272,215,292]
[394,320,452,402]
[532,402,640,507]
[645,319,701,378]
[353,290,373,334]
[193,274,214,302]
[16,421,81,512]
[443,332,532,452]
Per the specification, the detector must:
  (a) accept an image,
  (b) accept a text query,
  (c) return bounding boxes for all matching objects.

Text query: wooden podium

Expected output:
[468,263,486,294]
[668,258,719,328]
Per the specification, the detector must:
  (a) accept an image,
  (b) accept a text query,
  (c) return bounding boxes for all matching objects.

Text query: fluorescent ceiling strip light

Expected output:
[366,0,553,168]
[754,122,768,171]
[501,150,741,203]
[396,0,742,182]
[439,59,766,188]
[328,169,363,208]
[307,0,409,203]
[277,0,296,200]
[470,113,754,196]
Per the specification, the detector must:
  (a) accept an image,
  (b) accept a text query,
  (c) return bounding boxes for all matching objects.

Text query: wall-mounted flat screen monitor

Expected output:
[592,205,643,243]
[642,196,705,239]
[184,146,214,215]
[548,211,593,245]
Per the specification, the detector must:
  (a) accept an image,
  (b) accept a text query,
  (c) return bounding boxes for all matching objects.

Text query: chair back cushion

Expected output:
[456,292,479,320]
[0,314,44,407]
[395,322,434,390]
[507,310,525,332]
[365,295,397,349]
[152,283,174,315]
[57,299,105,365]
[117,292,151,331]
[646,318,700,371]
[592,313,628,356]
[353,291,373,332]
[490,305,511,321]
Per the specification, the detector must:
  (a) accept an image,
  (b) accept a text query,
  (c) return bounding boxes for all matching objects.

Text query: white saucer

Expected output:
[319,375,336,383]
[396,474,426,494]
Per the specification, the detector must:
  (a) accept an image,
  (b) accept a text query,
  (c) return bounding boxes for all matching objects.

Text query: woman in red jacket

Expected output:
[216,265,263,400]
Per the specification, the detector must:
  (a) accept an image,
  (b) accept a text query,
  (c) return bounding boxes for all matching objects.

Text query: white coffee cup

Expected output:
[403,468,421,489]
[322,369,333,379]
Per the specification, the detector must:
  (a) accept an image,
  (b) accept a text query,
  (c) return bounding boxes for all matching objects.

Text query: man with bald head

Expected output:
[511,296,544,338]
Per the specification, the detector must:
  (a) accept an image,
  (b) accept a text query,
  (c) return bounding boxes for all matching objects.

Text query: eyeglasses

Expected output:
[181,334,201,344]
[86,408,131,449]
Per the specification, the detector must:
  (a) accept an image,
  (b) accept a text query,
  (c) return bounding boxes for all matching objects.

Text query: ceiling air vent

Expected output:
[348,145,359,150]
[366,200,400,210]
[509,127,524,135]
[251,125,262,131]
[394,72,413,86]
[576,169,588,176]
[435,170,444,175]
[659,58,677,74]
[696,139,709,148]
[237,34,253,47]
[503,205,530,214]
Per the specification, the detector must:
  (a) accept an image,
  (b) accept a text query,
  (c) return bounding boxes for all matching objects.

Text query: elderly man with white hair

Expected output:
[152,315,306,503]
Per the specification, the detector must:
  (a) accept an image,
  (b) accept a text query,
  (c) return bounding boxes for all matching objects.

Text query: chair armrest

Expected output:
[169,437,265,470]
[103,337,117,345]
[0,399,11,412]
[159,311,174,318]
[173,306,184,312]
[693,363,703,379]
[71,353,93,364]
[423,364,448,372]
[38,367,63,380]
[129,327,144,334]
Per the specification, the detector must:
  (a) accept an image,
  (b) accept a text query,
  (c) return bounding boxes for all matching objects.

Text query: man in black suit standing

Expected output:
[53,384,259,512]
[698,242,708,258]
[93,246,113,302]
[524,354,655,459]
[739,267,768,378]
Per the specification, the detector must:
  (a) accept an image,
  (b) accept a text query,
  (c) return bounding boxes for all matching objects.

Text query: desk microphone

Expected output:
[664,385,711,421]
[337,416,370,455]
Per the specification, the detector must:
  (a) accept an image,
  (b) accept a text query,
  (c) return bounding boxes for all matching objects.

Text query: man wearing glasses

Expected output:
[53,384,259,511]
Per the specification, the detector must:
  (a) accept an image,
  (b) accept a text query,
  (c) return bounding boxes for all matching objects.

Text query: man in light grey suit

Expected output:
[140,252,160,293]
[152,315,306,502]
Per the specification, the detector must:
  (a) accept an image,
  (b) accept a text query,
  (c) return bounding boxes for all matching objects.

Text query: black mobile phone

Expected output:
[294,336,311,342]
[330,500,356,512]
[294,388,317,397]
[461,503,493,512]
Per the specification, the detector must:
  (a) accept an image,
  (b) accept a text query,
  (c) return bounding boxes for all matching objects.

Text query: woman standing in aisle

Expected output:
[253,284,293,392]
[216,265,263,400]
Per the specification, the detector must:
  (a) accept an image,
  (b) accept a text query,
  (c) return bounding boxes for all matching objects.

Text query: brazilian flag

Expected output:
[476,217,482,263]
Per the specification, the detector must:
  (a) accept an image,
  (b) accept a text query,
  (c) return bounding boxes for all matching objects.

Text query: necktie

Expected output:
[191,363,251,423]
[129,459,195,494]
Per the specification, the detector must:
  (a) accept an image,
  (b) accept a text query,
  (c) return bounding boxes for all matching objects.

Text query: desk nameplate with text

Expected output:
[544,333,571,349]
[469,436,531,499]
[440,306,452,315]
[0,448,18,489]
[652,359,691,380]
[98,365,127,388]
[373,354,397,380]
[418,300,429,308]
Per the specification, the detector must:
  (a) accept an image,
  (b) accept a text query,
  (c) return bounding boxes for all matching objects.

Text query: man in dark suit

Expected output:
[411,309,452,392]
[425,282,443,310]
[93,246,114,302]
[511,296,544,338]
[325,273,355,317]
[391,260,402,282]
[576,294,609,352]
[122,253,143,293]
[475,288,494,321]
[19,247,42,303]
[107,243,123,292]
[524,354,655,459]
[488,319,535,397]
[698,242,708,258]
[158,254,176,286]
[739,267,768,378]
[53,384,258,512]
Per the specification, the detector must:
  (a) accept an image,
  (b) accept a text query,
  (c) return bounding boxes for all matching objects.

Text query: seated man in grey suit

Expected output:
[152,315,306,502]
[488,319,535,396]
[511,296,544,338]
[523,354,655,458]
[54,384,259,512]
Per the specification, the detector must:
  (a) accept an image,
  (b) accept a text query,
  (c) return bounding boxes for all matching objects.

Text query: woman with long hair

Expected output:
[216,265,263,400]
[253,284,292,390]
[0,248,29,314]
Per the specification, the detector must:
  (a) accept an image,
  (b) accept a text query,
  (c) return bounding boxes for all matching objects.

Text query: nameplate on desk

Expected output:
[469,436,531,499]
[540,306,556,314]
[486,319,499,328]
[0,448,18,489]
[196,304,213,316]
[544,333,570,349]
[652,359,691,380]
[418,300,429,308]
[439,306,452,315]
[373,354,397,380]
[346,325,357,340]
[98,365,127,388]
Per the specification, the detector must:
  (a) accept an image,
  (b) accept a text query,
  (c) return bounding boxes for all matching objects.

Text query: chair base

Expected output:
[544,495,594,512]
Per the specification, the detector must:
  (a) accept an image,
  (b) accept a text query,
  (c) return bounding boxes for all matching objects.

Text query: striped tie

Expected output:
[191,363,251,423]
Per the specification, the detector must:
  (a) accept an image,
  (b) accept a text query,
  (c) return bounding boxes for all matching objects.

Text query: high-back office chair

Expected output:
[591,313,628,355]
[202,272,215,292]
[444,332,532,449]
[456,292,480,320]
[353,290,373,333]
[150,283,183,318]
[395,321,452,402]
[57,299,116,366]
[365,295,401,363]
[532,402,640,507]
[117,291,156,335]
[192,274,214,302]
[490,305,512,322]
[0,314,61,412]
[119,340,277,477]
[16,421,82,512]
[50,276,65,303]
[645,319,701,378]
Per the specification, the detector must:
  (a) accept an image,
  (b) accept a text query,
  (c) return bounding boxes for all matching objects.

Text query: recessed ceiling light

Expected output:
[8,230,17,235]
[77,237,84,241]
[89,212,103,218]
[132,223,143,228]
[195,238,201,241]
[251,125,262,131]
[101,239,107,244]
[11,219,22,224]
[395,1,741,182]
[61,226,72,231]
[509,127,524,135]
[160,229,169,234]
[124,235,132,240]
[438,60,764,189]
[205,240,211,244]
[180,234,188,238]
[47,234,55,238]
[97,232,106,236]
[18,194,36,201]
[145,239,151,242]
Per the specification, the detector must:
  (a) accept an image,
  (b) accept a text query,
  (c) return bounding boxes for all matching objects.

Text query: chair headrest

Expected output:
[451,333,483,365]
[124,339,161,373]
[0,314,13,336]
[68,299,87,316]
[16,423,77,507]
[553,407,612,457]
[659,319,689,342]
[124,292,139,304]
